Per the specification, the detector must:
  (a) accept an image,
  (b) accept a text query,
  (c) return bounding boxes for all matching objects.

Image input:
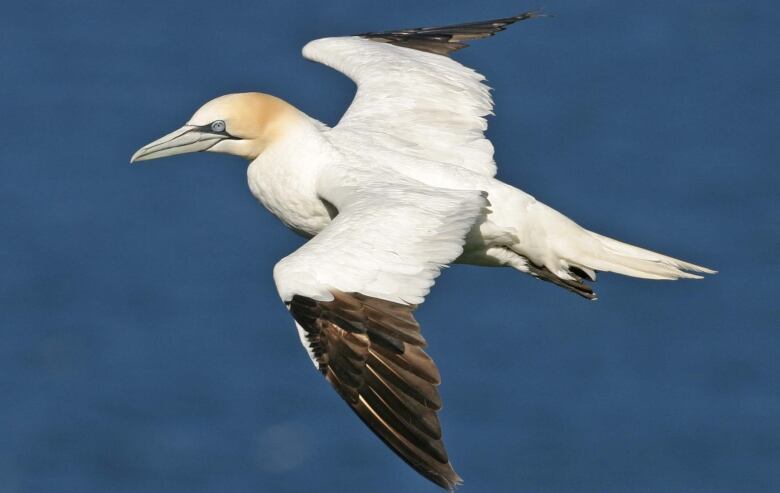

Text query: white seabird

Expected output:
[131,12,715,490]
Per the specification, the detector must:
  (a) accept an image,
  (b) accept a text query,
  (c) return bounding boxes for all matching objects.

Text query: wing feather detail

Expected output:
[273,175,487,305]
[289,292,461,490]
[359,11,542,56]
[304,35,496,176]
[302,12,541,177]
[274,169,486,489]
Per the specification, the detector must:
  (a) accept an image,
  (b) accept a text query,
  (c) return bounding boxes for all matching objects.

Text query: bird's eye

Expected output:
[210,120,226,133]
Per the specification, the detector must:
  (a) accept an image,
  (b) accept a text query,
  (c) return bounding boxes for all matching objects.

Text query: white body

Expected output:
[244,37,710,304]
[130,27,715,490]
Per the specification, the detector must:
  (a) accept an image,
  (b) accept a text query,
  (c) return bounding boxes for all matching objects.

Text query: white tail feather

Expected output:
[505,198,714,293]
[579,231,716,280]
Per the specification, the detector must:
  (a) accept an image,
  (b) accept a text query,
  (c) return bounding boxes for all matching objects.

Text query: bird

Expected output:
[130,11,715,491]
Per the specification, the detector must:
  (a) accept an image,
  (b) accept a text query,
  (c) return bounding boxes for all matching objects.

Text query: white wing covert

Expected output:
[273,165,487,490]
[273,170,487,305]
[302,13,541,178]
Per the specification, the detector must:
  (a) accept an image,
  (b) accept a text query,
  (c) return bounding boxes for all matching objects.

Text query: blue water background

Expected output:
[1,1,778,492]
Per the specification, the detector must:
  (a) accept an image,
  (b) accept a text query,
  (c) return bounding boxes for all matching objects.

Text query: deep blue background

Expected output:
[2,1,778,492]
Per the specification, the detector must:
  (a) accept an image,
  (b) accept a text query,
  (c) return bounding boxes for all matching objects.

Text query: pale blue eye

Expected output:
[211,120,226,133]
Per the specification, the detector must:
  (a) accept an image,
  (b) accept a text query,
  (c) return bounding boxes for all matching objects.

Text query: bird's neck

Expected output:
[246,111,335,237]
[259,105,331,161]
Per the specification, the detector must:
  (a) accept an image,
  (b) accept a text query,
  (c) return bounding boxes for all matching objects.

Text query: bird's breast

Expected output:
[247,155,332,237]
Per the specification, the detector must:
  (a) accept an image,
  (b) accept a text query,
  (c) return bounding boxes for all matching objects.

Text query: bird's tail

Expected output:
[577,231,716,280]
[508,201,716,299]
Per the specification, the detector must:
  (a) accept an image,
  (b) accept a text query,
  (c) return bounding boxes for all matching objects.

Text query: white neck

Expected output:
[246,115,336,237]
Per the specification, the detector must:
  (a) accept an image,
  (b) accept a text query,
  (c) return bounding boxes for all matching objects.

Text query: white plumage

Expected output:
[273,173,487,305]
[131,13,714,490]
[260,35,712,305]
[304,37,497,176]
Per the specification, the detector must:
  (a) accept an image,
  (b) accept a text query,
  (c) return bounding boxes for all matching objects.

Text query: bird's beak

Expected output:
[130,125,226,163]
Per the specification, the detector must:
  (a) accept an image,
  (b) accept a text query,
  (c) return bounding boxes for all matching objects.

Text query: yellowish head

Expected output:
[131,92,298,163]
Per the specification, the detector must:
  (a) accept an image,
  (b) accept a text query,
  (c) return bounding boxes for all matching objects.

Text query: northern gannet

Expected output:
[131,12,714,490]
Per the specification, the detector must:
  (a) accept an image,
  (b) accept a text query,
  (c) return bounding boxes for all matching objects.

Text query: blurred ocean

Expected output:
[1,1,778,492]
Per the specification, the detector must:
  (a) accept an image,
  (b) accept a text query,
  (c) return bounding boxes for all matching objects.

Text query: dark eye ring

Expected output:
[210,120,226,133]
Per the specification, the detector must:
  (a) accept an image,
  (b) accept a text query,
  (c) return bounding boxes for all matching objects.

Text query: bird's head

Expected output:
[131,92,298,163]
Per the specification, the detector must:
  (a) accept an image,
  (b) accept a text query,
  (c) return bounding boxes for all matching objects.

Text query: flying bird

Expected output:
[131,12,714,490]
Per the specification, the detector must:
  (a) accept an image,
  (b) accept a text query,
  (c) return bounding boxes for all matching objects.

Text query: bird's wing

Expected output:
[302,12,540,177]
[273,171,487,490]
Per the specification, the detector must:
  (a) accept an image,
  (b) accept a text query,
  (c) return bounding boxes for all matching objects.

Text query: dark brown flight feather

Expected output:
[358,10,544,56]
[289,291,461,491]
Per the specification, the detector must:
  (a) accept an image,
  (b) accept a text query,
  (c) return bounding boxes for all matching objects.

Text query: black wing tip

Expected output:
[430,469,463,492]
[441,469,464,492]
[345,397,462,490]
[357,10,549,56]
[509,9,551,22]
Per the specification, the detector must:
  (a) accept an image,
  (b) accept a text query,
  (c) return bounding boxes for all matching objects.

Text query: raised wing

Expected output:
[302,12,540,177]
[273,172,487,489]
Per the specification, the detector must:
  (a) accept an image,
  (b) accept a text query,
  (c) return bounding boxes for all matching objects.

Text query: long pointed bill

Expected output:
[130,125,225,163]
